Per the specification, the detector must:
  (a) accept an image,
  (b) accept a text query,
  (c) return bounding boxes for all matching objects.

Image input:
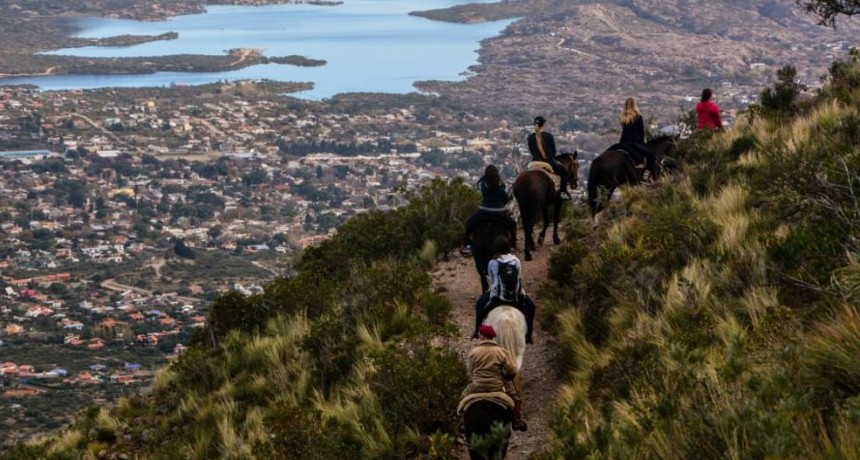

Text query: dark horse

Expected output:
[470,220,512,293]
[586,136,676,218]
[463,400,514,460]
[512,153,579,261]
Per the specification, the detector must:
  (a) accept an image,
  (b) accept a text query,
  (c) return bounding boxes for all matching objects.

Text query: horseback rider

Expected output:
[462,164,518,255]
[527,116,572,200]
[472,235,536,344]
[618,97,658,181]
[463,323,528,432]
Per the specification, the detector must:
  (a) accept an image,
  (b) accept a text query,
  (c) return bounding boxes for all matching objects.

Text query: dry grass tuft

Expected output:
[801,305,860,393]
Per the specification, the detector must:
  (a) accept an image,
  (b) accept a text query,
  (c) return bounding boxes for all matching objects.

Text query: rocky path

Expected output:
[433,240,565,459]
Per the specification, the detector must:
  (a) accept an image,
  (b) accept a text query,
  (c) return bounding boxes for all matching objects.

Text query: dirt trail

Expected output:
[433,240,565,459]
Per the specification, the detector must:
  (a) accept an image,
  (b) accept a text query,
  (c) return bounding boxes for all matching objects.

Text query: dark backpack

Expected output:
[496,261,520,303]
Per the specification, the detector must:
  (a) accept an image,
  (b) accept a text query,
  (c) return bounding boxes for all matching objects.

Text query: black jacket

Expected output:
[477,177,510,209]
[527,132,557,164]
[620,115,645,144]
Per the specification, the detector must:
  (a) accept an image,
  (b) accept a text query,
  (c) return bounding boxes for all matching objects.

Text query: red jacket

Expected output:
[696,100,723,130]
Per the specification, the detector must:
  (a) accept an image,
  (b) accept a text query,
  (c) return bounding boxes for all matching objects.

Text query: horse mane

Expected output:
[486,306,526,370]
[555,151,577,161]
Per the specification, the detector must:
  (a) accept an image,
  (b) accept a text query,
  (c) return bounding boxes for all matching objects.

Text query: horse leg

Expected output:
[552,200,563,244]
[523,216,535,262]
[537,205,549,246]
[479,266,489,293]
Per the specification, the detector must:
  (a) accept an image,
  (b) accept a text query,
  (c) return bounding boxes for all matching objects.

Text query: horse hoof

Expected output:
[525,253,533,261]
[553,237,562,245]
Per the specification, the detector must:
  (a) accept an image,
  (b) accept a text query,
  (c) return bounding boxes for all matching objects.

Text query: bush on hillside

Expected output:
[302,304,362,389]
[760,65,804,116]
[253,403,363,460]
[207,291,269,342]
[420,291,453,327]
[399,177,479,254]
[368,344,468,453]
[685,130,757,197]
[819,48,860,102]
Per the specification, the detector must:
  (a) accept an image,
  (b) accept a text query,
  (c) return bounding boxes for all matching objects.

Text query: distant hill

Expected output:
[416,0,859,129]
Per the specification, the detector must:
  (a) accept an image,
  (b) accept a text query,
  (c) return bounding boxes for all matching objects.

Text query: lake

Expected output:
[0,0,513,99]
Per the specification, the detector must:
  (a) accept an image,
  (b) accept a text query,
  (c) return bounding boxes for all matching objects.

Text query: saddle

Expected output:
[526,161,561,192]
[608,143,645,167]
[457,391,515,415]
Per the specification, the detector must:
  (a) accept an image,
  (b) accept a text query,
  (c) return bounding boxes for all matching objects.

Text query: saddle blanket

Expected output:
[457,391,515,414]
[526,161,560,193]
[608,143,644,165]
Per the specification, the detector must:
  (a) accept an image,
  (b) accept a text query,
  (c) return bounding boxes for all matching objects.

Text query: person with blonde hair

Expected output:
[618,97,657,180]
[526,116,572,200]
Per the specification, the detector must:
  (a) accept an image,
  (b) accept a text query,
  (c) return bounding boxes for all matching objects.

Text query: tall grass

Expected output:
[538,57,860,459]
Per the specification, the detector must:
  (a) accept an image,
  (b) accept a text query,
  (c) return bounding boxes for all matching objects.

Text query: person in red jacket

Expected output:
[696,88,723,130]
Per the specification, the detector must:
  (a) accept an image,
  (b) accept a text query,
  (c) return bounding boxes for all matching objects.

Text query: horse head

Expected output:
[556,151,579,189]
[646,136,678,171]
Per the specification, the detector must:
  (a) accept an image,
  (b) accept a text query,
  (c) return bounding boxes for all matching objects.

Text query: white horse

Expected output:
[485,306,527,372]
[463,305,528,460]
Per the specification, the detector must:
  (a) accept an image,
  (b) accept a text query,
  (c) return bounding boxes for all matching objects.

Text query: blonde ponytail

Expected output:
[620,97,639,125]
[534,125,547,160]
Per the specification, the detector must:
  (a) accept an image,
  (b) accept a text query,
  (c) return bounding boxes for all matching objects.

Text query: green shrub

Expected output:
[207,291,269,342]
[589,341,661,402]
[760,65,803,116]
[343,259,431,337]
[368,344,467,442]
[253,403,363,460]
[769,218,849,289]
[400,177,479,255]
[665,303,718,350]
[570,240,642,344]
[467,422,512,460]
[303,304,360,389]
[421,292,453,327]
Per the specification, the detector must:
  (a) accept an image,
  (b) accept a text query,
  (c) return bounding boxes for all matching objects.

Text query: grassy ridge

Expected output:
[5,53,860,460]
[536,54,860,459]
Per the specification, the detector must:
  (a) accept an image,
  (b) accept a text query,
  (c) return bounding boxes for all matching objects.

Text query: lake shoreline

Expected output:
[0,1,511,100]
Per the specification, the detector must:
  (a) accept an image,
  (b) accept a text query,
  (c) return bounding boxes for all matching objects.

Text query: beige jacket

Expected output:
[465,339,519,395]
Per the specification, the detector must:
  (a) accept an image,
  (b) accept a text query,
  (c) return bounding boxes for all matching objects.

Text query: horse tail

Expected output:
[486,306,526,370]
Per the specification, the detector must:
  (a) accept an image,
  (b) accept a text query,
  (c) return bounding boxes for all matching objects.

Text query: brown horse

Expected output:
[512,153,579,261]
[586,136,676,218]
[470,219,512,293]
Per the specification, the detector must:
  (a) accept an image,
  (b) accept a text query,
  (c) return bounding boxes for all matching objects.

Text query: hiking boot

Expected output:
[460,245,472,255]
[512,419,528,432]
[559,191,572,201]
